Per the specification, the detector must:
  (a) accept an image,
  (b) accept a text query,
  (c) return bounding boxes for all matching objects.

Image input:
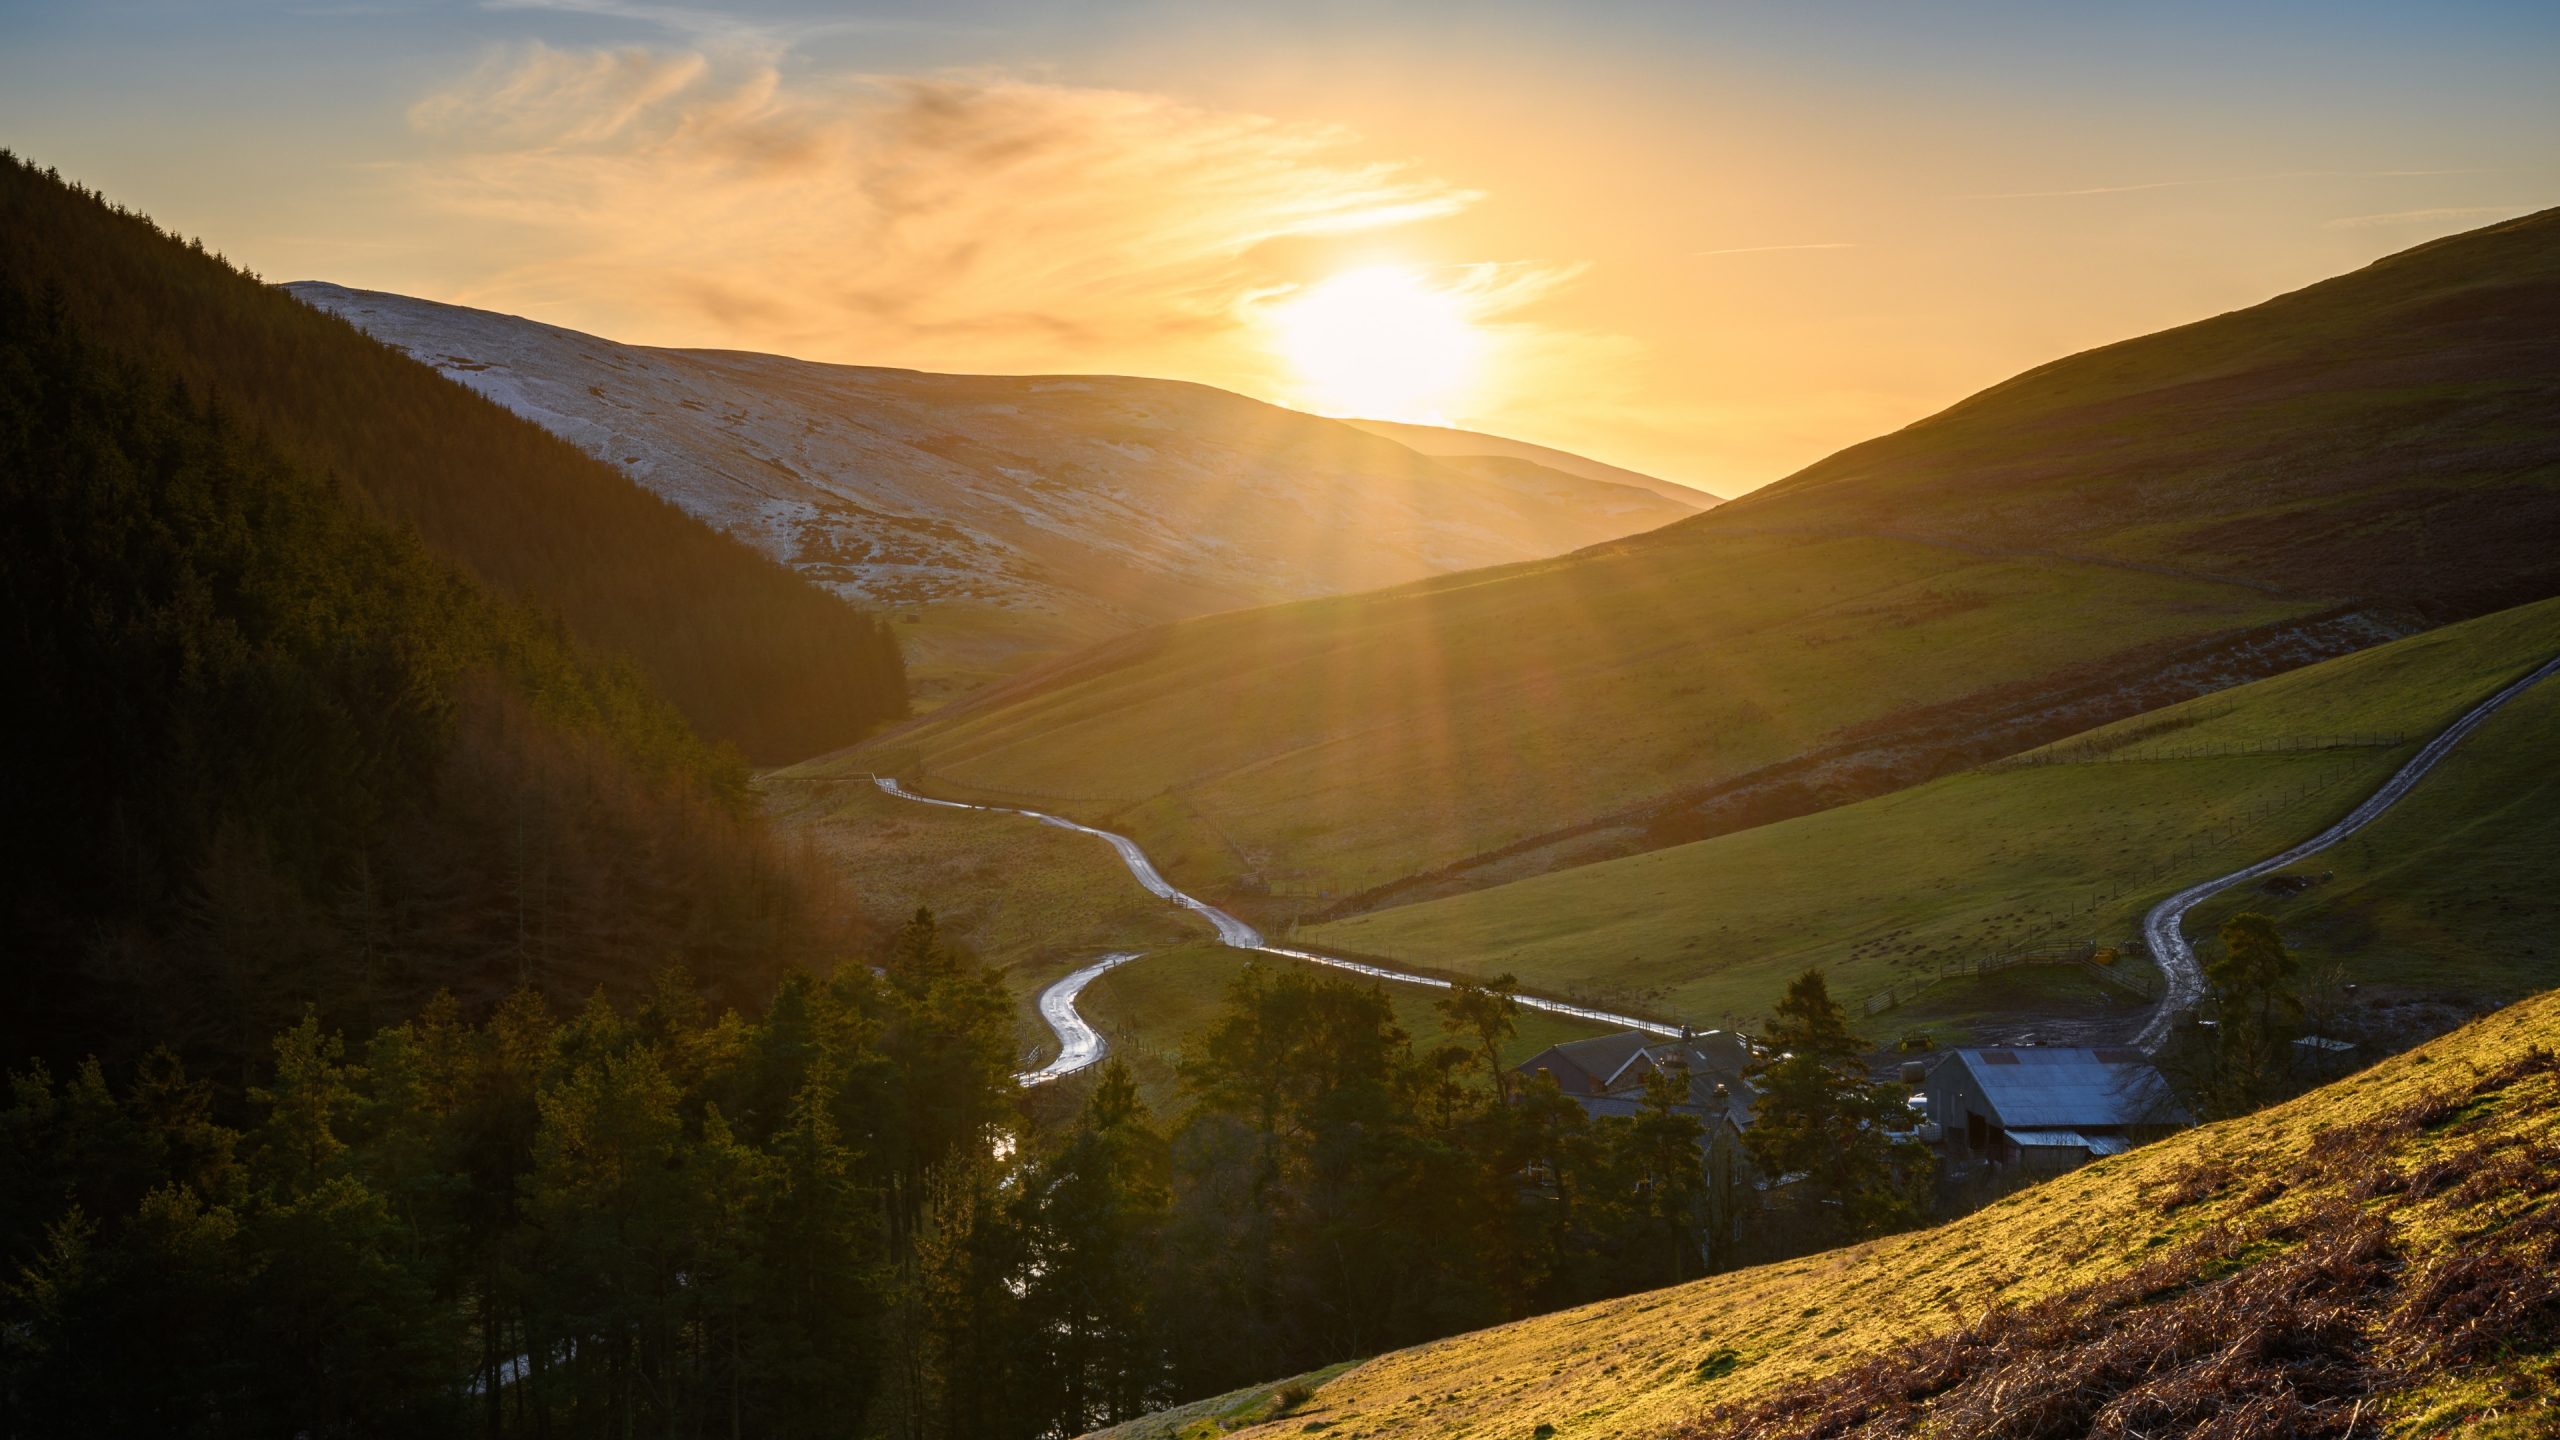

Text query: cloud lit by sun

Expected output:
[1271,265,1484,423]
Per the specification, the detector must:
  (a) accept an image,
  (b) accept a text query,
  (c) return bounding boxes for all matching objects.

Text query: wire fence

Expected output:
[1985,733,2410,772]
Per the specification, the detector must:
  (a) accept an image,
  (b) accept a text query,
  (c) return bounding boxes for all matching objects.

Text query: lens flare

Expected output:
[1272,265,1483,422]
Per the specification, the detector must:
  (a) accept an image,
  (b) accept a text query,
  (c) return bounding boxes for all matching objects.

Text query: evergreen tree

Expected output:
[2206,912,2302,1113]
[1745,969,1930,1245]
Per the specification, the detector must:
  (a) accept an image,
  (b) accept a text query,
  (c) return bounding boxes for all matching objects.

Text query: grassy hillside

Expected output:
[1304,596,2560,1040]
[2186,662,2560,1010]
[0,154,905,762]
[1726,206,2560,618]
[1093,988,2560,1439]
[845,210,2560,910]
[844,533,2314,899]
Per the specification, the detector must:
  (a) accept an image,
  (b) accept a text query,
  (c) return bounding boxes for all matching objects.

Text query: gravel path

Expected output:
[2134,652,2560,1053]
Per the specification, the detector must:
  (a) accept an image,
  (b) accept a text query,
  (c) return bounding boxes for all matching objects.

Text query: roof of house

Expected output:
[1525,1031,1655,1086]
[1520,1028,1756,1091]
[1574,1089,1754,1132]
[1942,1046,2186,1129]
[1603,1031,1756,1089]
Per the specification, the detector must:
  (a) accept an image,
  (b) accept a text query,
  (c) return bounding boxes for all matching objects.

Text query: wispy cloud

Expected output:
[1692,242,1857,258]
[1961,168,2489,200]
[2322,204,2529,230]
[395,43,1586,390]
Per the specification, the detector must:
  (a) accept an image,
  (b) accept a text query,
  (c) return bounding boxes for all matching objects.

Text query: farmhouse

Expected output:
[1924,1045,2186,1174]
[1515,1028,1760,1135]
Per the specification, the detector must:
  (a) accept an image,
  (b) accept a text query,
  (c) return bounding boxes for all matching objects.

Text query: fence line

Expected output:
[1984,733,2411,772]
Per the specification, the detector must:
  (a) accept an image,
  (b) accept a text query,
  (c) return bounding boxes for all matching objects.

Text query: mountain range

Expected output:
[288,284,1706,703]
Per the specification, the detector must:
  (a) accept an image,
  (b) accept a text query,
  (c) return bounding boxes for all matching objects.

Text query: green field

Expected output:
[1302,597,2560,1038]
[763,778,1622,1080]
[1094,989,2560,1440]
[2186,666,2560,1007]
[828,209,2560,922]
[829,533,2307,900]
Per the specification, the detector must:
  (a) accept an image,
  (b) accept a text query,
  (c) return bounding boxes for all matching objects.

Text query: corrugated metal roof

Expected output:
[2005,1128,2092,1149]
[1953,1047,2184,1128]
[2087,1135,2132,1157]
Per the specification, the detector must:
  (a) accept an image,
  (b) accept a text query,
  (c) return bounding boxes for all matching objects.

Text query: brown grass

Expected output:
[1675,1050,2560,1440]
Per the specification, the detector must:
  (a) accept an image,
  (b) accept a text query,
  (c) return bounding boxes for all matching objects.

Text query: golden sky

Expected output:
[5,2,2554,495]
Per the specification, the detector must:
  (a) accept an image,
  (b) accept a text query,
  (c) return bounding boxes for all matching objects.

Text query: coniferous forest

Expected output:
[0,156,908,764]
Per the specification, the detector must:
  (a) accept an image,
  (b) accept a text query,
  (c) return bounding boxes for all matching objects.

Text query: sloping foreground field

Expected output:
[1303,596,2560,1036]
[1093,990,2560,1440]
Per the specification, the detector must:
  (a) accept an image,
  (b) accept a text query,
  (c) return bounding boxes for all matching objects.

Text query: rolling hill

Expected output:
[0,157,906,763]
[1341,416,1721,510]
[287,285,1700,703]
[1093,988,2560,1439]
[1719,206,2560,618]
[0,207,855,1072]
[828,209,2560,908]
[1302,594,2560,1044]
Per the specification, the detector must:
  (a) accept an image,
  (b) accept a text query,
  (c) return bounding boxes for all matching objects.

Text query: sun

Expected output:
[1272,265,1483,423]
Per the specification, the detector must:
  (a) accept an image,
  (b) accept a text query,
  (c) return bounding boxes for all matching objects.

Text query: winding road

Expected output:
[2134,652,2560,1054]
[888,644,2559,1078]
[873,777,1679,1083]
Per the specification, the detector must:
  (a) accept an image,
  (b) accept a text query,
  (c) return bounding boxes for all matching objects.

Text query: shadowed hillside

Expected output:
[0,155,907,761]
[0,203,858,1075]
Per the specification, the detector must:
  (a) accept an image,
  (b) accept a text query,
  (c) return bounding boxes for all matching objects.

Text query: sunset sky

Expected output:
[5,0,2554,495]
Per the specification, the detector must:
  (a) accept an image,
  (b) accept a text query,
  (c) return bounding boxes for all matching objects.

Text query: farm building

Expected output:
[1923,1045,2187,1174]
[1516,1029,1764,1269]
[1516,1028,1755,1104]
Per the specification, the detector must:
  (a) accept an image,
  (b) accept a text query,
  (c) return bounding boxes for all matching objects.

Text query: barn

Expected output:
[1924,1046,2187,1174]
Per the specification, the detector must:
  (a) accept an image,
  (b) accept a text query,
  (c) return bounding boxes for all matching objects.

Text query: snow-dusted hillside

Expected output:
[288,284,1696,702]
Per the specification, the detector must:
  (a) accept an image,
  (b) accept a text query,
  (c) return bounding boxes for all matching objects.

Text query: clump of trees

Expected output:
[1,911,1015,1440]
[1746,969,1933,1246]
[918,967,1871,1435]
[2192,911,2310,1116]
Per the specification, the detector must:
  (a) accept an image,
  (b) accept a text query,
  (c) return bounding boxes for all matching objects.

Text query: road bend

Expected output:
[2134,652,2560,1054]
